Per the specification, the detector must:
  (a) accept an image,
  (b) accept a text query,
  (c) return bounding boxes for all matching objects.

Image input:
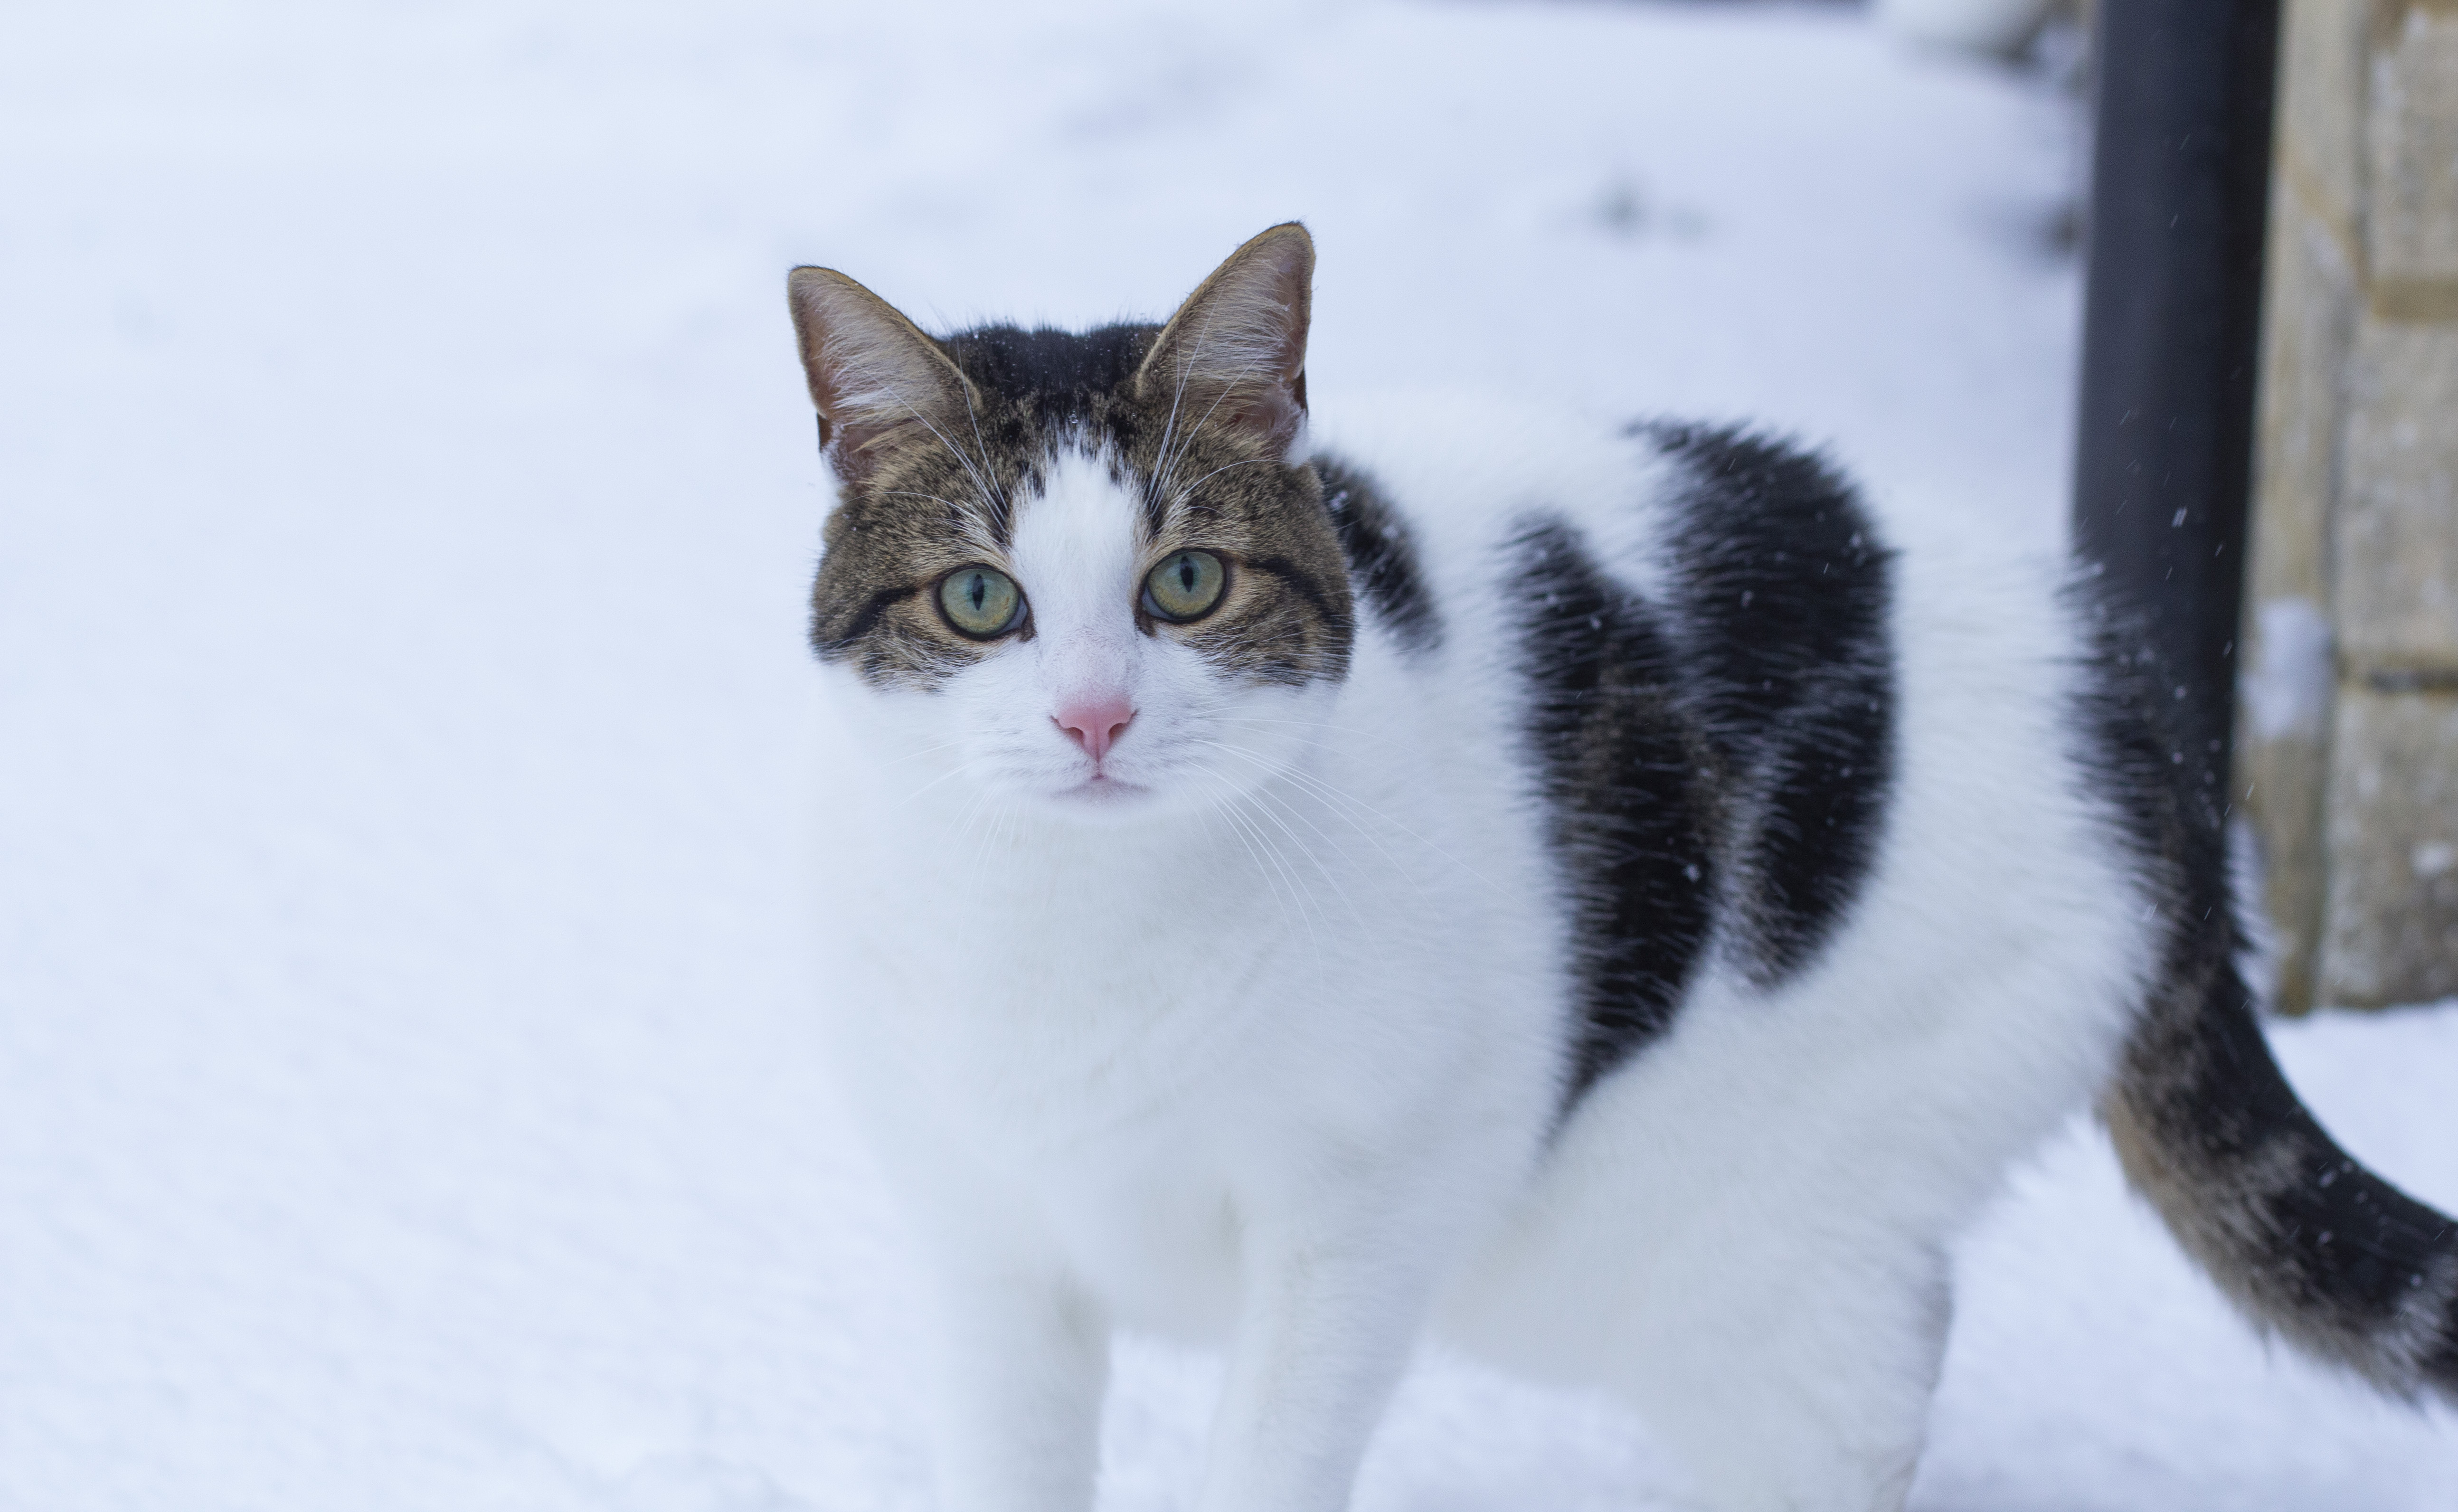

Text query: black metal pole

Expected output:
[2072,0,2283,810]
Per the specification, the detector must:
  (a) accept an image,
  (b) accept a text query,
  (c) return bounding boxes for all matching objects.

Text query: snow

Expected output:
[2,0,2451,1507]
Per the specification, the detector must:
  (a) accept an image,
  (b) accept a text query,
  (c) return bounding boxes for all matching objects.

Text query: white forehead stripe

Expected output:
[1011,446,1147,686]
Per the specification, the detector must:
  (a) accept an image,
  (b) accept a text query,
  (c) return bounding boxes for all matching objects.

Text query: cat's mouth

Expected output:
[1057,772,1150,803]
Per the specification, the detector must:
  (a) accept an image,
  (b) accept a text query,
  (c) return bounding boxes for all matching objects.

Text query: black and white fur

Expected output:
[788,224,2458,1512]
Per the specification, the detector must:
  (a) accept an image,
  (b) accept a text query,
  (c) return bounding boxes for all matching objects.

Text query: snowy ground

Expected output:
[3,0,2452,1507]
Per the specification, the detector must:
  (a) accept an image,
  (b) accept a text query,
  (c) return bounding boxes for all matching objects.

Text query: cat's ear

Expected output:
[1135,223,1314,455]
[786,266,977,486]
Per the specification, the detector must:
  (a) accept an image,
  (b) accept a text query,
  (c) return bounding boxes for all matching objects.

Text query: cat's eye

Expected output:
[938,565,1025,639]
[1143,550,1228,624]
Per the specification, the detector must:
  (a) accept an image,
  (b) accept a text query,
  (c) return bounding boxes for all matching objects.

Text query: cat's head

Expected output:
[787,225,1354,822]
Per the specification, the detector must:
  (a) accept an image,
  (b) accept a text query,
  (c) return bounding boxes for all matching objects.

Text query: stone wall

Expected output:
[2243,0,2458,1011]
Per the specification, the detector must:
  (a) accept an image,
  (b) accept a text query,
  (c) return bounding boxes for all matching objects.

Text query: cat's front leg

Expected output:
[926,1256,1109,1512]
[1193,1204,1442,1512]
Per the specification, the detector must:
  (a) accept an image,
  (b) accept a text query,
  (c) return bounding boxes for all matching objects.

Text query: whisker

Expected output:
[1145,307,1229,514]
[873,382,1004,539]
[896,756,1000,808]
[1197,770,1305,944]
[1209,714,1446,760]
[1195,730,1525,905]
[1150,309,1215,516]
[1190,738,1426,901]
[880,489,987,516]
[1229,789,1333,967]
[955,377,1011,538]
[1164,343,1276,498]
[1236,779,1370,932]
[1167,456,1275,510]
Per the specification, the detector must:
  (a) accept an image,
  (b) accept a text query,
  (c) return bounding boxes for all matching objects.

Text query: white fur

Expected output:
[809,398,2156,1512]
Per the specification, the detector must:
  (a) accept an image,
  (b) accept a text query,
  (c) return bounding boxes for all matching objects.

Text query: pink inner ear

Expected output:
[1236,389,1305,452]
[786,266,973,488]
[1143,225,1315,454]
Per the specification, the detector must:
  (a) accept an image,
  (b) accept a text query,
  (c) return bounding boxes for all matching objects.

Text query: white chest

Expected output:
[812,728,1569,1336]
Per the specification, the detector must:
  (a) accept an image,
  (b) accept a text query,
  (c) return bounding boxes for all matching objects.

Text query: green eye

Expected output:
[1143,550,1228,623]
[938,565,1024,639]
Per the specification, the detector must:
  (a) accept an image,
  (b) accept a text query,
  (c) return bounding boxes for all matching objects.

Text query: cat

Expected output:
[785,223,2458,1512]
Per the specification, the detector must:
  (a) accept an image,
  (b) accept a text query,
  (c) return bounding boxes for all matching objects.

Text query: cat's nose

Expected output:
[1055,697,1135,763]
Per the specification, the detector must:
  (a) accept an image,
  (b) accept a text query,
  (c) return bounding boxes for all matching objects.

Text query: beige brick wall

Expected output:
[2320,687,2458,1002]
[2338,318,2458,671]
[2244,0,2458,1011]
[2367,5,2458,293]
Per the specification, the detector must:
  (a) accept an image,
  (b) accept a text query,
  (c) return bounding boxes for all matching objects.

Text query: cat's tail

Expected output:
[2094,693,2458,1406]
[2104,951,2458,1401]
[2078,590,2458,1404]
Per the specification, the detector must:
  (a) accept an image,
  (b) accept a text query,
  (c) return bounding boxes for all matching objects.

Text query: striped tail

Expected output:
[2081,583,2458,1401]
[2106,950,2458,1400]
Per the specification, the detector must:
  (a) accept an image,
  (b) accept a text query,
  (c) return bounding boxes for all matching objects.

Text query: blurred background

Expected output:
[0,1,2450,1509]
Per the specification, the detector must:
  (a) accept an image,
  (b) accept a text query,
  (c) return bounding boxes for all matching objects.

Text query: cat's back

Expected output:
[1313,391,2154,1381]
[1314,389,2147,1122]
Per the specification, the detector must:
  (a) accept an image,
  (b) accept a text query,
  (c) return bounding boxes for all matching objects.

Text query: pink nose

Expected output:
[1055,697,1134,763]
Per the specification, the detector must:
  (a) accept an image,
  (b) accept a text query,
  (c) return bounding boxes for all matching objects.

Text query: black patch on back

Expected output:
[1514,425,1898,1116]
[1645,423,1897,984]
[1510,520,1718,1107]
[1313,454,1441,654]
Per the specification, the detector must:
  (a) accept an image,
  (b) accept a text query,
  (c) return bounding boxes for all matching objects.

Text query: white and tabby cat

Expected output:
[787,225,2458,1512]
